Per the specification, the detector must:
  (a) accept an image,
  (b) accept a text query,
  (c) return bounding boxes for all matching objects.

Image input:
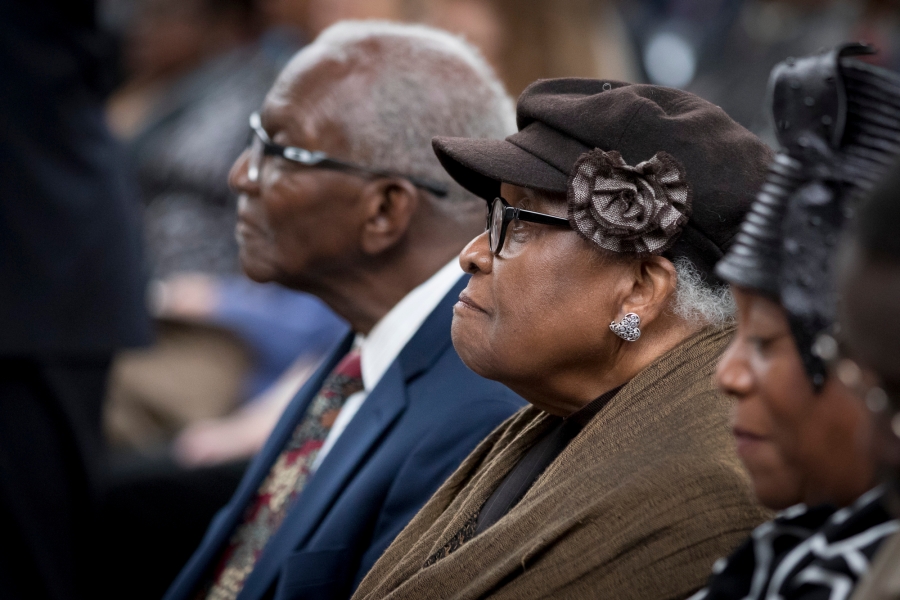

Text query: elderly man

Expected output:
[163,22,524,600]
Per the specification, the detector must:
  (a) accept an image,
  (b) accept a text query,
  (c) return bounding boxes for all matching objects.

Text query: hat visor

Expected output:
[432,136,569,202]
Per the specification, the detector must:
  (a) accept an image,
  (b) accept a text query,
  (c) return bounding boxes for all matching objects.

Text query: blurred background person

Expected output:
[691,44,900,600]
[284,0,900,136]
[839,167,900,600]
[301,0,638,96]
[410,0,638,96]
[0,1,152,599]
[305,0,406,35]
[99,0,348,459]
[616,0,900,142]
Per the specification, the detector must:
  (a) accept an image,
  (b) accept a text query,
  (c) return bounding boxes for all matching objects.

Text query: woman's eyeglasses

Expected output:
[246,112,449,197]
[487,196,570,254]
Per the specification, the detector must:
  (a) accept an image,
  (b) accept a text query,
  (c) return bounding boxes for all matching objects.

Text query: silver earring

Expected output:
[610,313,641,342]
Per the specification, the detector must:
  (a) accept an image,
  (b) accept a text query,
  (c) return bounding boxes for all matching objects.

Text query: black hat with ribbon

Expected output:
[432,78,773,284]
[715,43,900,388]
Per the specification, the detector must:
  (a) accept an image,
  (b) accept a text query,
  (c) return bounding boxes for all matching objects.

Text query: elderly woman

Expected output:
[690,45,900,600]
[352,80,772,600]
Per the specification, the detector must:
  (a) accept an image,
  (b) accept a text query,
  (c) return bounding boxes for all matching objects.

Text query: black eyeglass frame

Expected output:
[488,196,570,255]
[247,112,449,197]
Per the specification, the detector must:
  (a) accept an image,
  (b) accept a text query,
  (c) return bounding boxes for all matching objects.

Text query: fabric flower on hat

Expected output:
[567,148,693,255]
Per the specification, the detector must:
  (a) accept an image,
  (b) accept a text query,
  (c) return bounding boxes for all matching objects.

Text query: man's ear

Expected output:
[359,178,419,255]
[619,256,678,326]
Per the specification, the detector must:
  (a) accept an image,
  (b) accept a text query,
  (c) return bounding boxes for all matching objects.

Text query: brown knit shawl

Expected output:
[353,326,771,600]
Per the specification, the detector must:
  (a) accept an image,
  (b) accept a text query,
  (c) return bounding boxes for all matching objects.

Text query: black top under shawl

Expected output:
[474,386,623,535]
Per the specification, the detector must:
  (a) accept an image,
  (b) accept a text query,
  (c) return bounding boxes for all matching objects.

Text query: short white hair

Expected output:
[671,257,736,327]
[285,20,516,207]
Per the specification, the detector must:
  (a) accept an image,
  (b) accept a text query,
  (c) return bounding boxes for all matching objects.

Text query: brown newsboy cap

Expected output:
[433,78,773,282]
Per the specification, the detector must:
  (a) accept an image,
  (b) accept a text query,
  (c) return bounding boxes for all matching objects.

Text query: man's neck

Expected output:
[307,248,460,335]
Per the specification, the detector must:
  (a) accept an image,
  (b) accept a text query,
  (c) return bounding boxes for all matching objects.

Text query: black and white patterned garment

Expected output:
[690,488,899,600]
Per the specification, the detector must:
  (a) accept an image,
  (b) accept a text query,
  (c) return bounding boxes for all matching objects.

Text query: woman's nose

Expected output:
[459,231,493,275]
[228,148,258,196]
[716,339,754,400]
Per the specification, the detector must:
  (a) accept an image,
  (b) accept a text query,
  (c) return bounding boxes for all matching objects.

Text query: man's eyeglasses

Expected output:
[487,196,570,255]
[246,112,449,197]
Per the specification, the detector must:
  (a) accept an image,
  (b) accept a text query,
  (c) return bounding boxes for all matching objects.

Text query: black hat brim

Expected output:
[432,136,569,202]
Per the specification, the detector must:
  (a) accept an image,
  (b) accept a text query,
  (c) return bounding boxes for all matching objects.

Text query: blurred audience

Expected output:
[164,21,524,600]
[413,0,638,96]
[303,0,637,97]
[107,275,347,456]
[691,44,900,599]
[0,1,151,599]
[305,0,406,35]
[618,0,900,142]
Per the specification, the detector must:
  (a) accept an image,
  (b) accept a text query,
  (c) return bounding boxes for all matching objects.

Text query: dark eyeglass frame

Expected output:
[247,112,449,197]
[487,196,570,255]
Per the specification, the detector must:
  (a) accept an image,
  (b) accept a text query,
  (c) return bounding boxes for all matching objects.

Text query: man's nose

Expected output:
[229,148,258,196]
[459,231,493,275]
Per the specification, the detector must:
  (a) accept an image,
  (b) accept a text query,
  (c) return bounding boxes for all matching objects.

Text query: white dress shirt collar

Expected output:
[310,259,463,473]
[356,258,464,391]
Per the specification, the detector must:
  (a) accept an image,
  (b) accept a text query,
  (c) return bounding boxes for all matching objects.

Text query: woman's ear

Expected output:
[619,256,678,326]
[359,178,420,255]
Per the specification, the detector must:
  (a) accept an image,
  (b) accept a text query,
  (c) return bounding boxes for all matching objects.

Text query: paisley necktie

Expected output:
[201,348,363,600]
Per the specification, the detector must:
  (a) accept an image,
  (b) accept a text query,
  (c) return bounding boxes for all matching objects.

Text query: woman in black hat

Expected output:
[352,79,773,599]
[691,44,900,600]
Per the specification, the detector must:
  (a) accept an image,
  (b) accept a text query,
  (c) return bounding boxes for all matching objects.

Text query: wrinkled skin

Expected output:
[717,287,875,508]
[228,48,481,334]
[452,182,699,416]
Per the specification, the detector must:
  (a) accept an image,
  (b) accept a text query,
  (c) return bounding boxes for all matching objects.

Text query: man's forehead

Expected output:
[263,53,371,121]
[257,63,345,140]
[271,57,342,105]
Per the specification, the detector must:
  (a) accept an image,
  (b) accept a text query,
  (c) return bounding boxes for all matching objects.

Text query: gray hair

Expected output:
[287,20,516,208]
[670,257,735,327]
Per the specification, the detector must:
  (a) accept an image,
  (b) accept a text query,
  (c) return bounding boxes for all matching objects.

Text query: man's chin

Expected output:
[238,252,278,284]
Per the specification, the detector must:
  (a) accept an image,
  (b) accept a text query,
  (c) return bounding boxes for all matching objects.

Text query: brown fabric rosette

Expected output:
[567,148,693,255]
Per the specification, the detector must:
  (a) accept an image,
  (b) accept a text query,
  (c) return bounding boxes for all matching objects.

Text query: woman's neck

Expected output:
[512,317,705,417]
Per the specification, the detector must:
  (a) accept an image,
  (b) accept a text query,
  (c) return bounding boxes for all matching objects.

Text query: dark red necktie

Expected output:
[200,349,363,600]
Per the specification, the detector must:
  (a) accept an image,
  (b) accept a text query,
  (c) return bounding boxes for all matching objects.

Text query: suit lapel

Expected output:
[238,275,468,599]
[186,334,354,586]
[240,361,408,599]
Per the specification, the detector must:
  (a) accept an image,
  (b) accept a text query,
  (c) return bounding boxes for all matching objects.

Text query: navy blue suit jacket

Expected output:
[164,277,524,600]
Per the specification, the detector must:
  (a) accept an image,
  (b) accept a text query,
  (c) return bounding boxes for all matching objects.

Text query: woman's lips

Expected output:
[455,292,487,314]
[733,426,769,457]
